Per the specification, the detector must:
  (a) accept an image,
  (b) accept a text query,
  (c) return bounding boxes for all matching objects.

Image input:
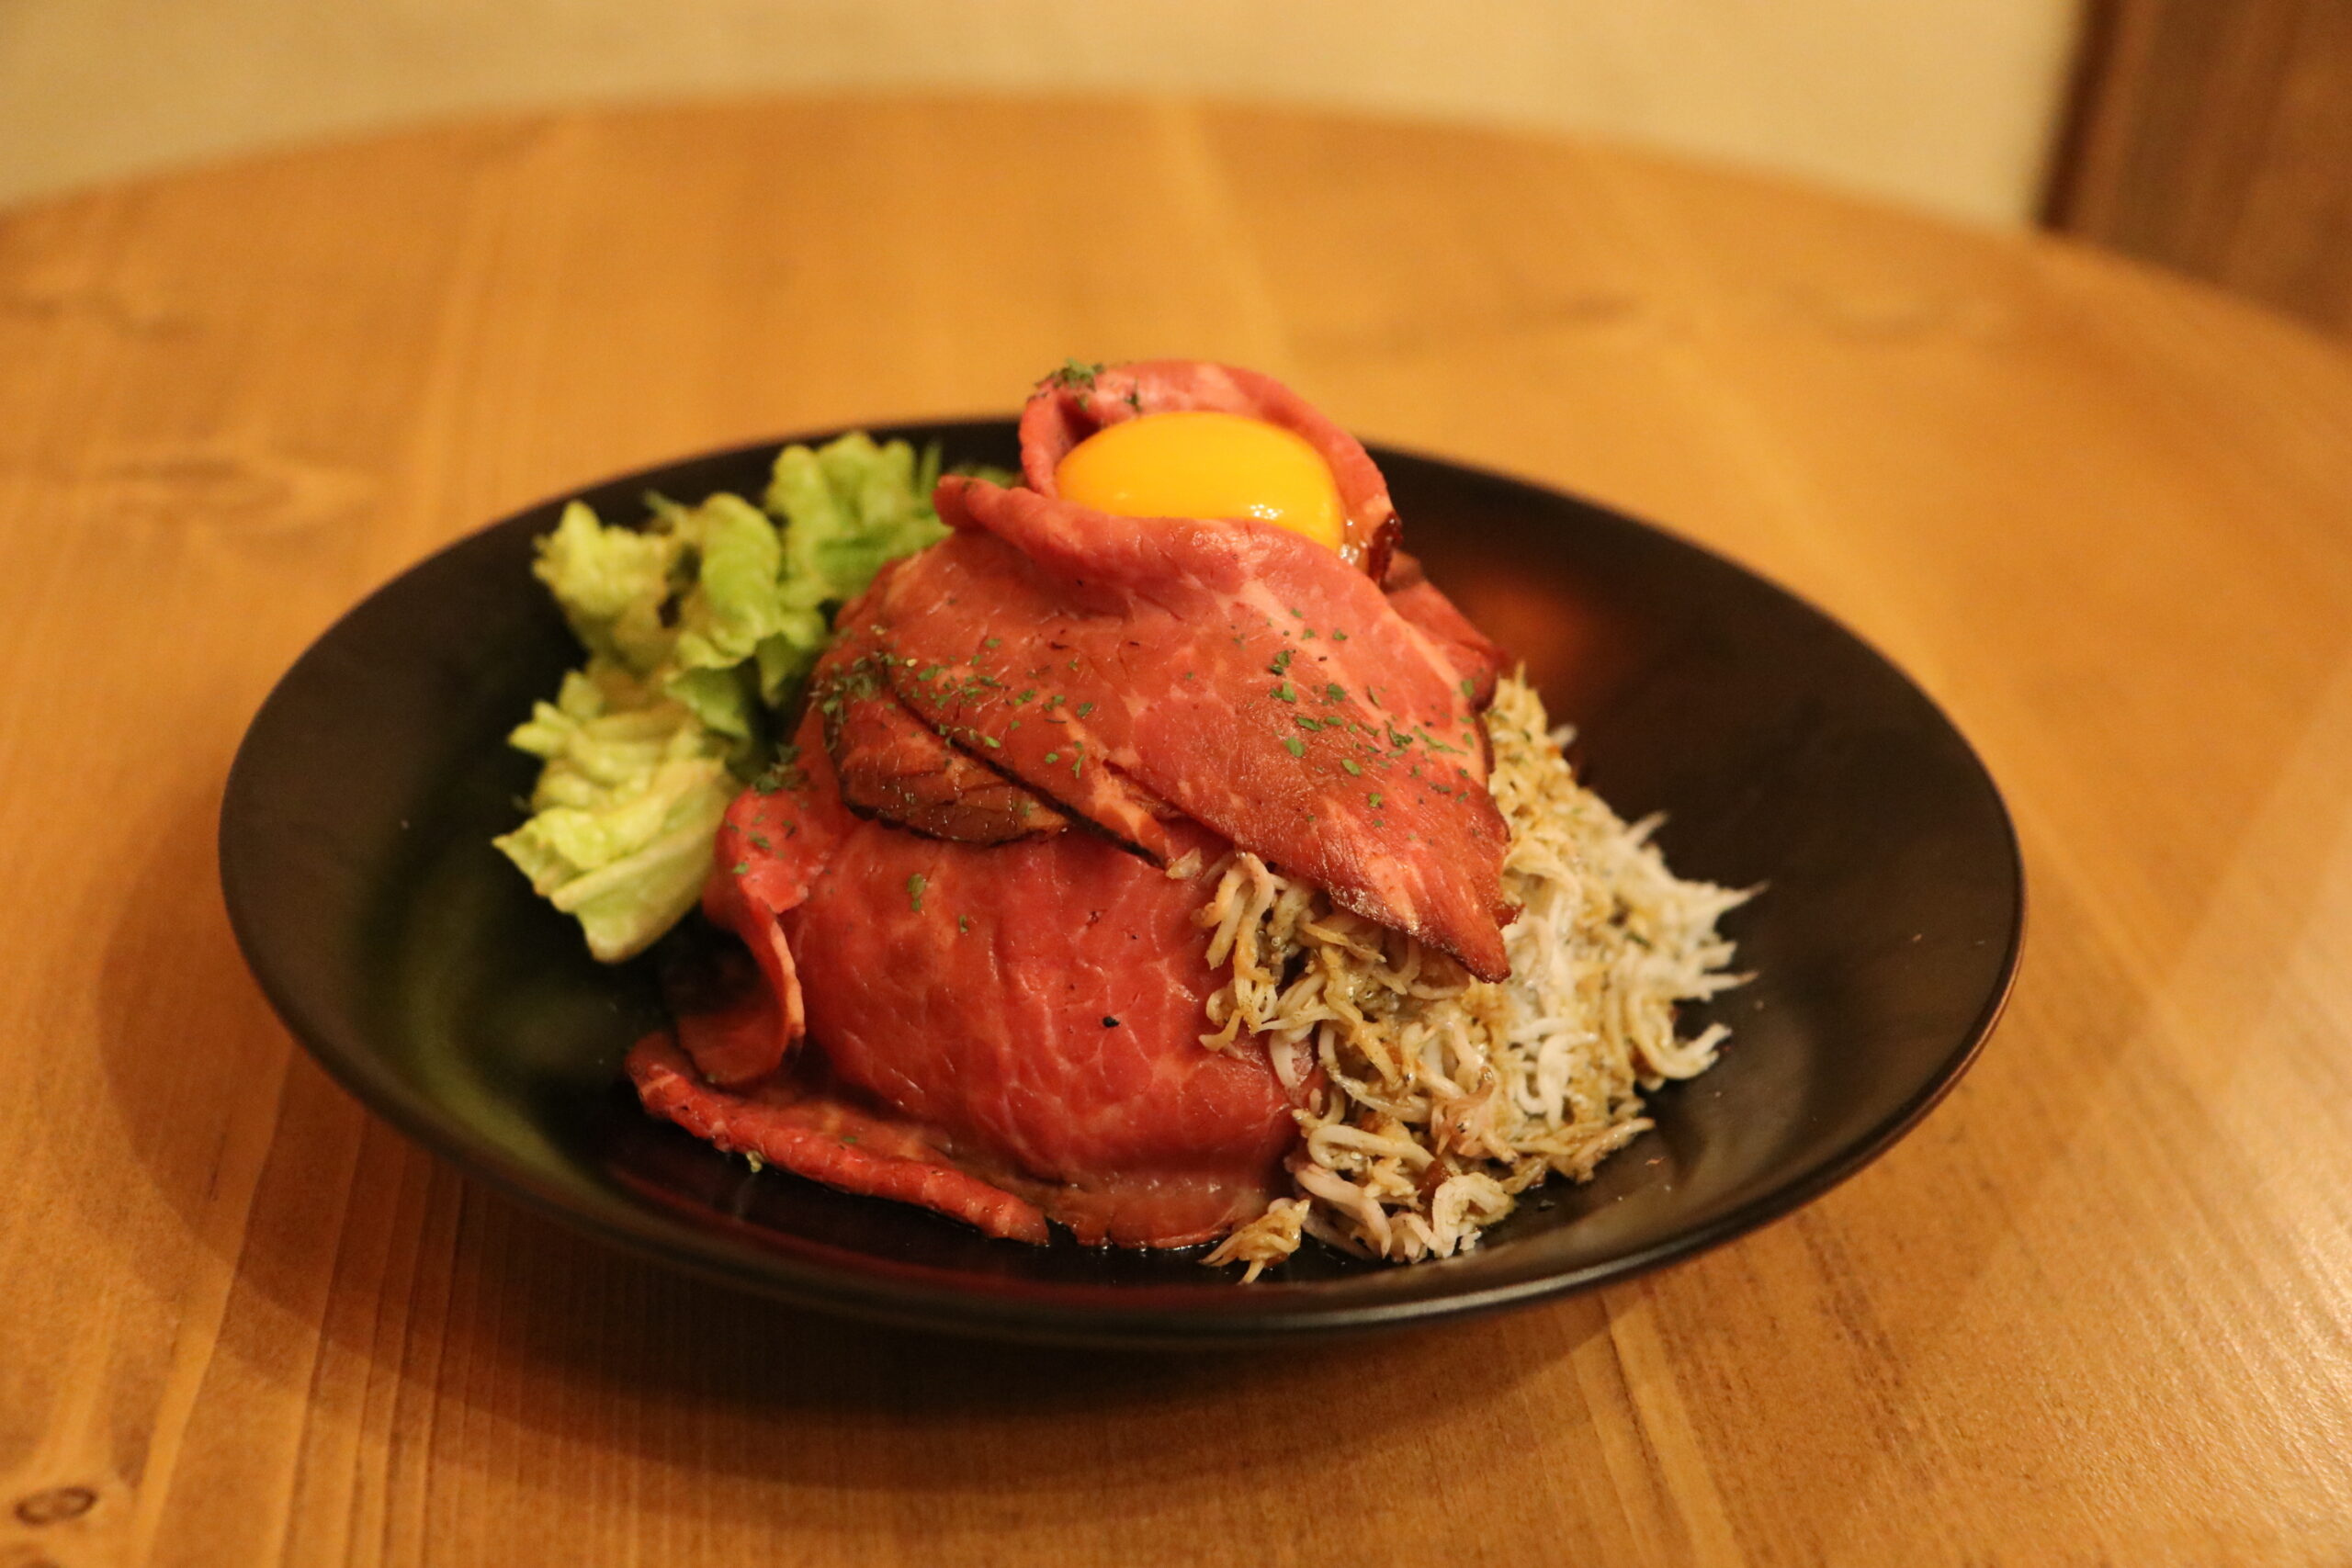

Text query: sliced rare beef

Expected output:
[691,706,856,1086]
[632,358,1521,1247]
[781,811,1294,1247]
[629,1034,1056,1244]
[643,704,1298,1247]
[876,479,1515,980]
[812,579,1071,844]
[1383,549,1508,710]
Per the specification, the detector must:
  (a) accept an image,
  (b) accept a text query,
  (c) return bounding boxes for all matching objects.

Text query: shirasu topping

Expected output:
[1198,673,1751,1278]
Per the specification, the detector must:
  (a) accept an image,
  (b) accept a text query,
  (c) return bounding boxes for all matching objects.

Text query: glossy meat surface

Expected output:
[814,589,1071,844]
[880,483,1515,978]
[629,1033,1055,1245]
[783,814,1295,1247]
[650,710,1295,1247]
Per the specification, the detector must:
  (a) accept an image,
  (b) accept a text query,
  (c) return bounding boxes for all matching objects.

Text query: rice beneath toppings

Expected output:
[1198,673,1752,1279]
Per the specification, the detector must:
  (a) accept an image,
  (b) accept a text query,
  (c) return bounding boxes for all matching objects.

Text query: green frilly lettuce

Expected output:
[493,432,955,961]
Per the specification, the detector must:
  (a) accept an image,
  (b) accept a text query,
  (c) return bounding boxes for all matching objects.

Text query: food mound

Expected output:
[564,360,1744,1272]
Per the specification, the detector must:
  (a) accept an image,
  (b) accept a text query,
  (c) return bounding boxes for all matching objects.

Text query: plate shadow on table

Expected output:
[437,1173,1590,1487]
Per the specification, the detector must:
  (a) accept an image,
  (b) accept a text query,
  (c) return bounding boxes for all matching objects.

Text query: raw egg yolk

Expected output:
[1055,411,1346,551]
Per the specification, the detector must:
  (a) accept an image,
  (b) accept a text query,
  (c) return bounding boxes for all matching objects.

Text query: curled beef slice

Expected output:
[1021,359,1400,578]
[813,604,1069,844]
[692,705,854,1086]
[1383,549,1508,710]
[628,1032,1055,1245]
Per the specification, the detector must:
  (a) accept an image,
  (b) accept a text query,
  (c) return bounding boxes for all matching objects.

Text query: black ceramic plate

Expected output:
[220,421,2021,1348]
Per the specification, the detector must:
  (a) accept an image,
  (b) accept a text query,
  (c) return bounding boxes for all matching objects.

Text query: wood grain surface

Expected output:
[5,96,2352,1567]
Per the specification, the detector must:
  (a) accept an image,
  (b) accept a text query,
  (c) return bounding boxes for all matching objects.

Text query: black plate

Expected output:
[220,421,2022,1348]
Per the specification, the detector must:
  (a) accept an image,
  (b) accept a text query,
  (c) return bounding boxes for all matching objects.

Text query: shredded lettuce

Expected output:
[531,500,684,675]
[496,667,735,962]
[494,431,956,961]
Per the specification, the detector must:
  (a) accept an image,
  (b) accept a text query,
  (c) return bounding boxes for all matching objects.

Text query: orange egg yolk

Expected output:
[1054,411,1347,551]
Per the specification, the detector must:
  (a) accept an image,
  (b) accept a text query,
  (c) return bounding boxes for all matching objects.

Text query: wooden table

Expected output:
[6,96,2351,1567]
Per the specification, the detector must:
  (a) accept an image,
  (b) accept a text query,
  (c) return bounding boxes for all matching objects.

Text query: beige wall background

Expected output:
[0,0,2083,223]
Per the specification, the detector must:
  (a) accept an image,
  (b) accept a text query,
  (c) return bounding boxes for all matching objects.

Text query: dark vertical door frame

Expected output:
[2042,0,2352,335]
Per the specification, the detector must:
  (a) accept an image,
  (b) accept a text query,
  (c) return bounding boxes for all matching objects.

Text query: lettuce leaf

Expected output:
[495,431,956,961]
[492,666,734,962]
[531,501,684,675]
[758,432,946,706]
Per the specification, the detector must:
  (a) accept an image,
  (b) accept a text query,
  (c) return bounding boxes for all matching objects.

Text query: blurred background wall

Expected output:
[0,0,2082,225]
[9,1,2347,333]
